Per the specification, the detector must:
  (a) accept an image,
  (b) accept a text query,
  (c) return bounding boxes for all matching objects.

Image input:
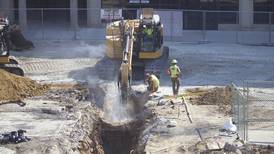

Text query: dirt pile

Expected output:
[186,86,232,114]
[0,69,48,101]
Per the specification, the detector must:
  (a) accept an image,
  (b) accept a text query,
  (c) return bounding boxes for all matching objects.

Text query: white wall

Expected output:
[155,10,183,37]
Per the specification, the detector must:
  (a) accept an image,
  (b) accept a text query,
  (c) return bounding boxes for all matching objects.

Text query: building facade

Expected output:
[0,0,273,30]
[102,0,274,30]
[0,0,101,29]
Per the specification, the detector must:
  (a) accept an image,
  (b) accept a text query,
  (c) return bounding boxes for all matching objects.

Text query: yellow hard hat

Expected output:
[171,59,177,64]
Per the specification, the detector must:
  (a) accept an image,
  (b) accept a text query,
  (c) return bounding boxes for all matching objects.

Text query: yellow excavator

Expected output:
[99,8,169,102]
[0,18,24,76]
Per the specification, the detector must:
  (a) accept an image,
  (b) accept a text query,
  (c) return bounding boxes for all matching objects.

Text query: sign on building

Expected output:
[101,9,122,22]
[129,0,150,4]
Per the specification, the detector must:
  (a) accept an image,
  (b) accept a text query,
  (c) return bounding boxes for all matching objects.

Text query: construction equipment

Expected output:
[0,18,24,76]
[104,8,169,102]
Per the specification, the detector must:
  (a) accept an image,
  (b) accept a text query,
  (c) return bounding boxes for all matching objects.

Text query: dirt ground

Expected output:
[185,86,232,115]
[0,82,103,153]
[135,87,231,153]
[0,40,274,153]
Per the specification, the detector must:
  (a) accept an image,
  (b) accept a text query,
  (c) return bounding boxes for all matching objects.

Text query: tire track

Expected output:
[18,58,98,74]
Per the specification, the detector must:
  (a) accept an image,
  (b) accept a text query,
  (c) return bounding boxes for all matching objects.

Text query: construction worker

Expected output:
[145,73,160,93]
[168,59,181,95]
[143,25,153,39]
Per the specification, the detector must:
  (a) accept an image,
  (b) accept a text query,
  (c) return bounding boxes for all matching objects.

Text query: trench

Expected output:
[100,120,144,154]
[89,83,150,154]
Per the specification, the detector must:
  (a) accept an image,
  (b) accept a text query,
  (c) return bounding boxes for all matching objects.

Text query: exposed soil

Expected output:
[43,83,90,103]
[100,120,144,154]
[185,86,232,115]
[0,69,49,102]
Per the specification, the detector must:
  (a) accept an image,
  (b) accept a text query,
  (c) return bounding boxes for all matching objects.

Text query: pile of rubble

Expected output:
[189,136,274,153]
[186,86,232,114]
[0,69,48,102]
[44,83,89,103]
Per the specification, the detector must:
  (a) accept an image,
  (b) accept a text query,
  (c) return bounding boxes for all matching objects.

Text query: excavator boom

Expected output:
[118,23,135,102]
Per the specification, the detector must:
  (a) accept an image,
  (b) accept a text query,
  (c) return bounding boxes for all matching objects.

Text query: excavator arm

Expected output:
[118,23,135,102]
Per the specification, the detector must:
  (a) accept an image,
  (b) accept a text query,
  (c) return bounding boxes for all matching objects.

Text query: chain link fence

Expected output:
[231,83,247,141]
[232,81,274,144]
[1,8,274,44]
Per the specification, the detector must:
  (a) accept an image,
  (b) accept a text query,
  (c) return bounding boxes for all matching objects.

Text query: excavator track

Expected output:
[0,56,24,76]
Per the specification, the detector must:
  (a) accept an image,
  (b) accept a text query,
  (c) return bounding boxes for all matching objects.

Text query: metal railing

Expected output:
[1,8,274,44]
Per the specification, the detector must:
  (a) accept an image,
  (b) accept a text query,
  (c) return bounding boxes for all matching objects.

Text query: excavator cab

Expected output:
[139,22,162,53]
[137,8,165,60]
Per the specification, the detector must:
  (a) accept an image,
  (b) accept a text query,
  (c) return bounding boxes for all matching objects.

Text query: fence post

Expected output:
[171,11,174,41]
[236,11,239,44]
[237,88,240,135]
[202,11,206,43]
[245,81,249,141]
[74,8,77,40]
[41,8,44,40]
[269,12,272,44]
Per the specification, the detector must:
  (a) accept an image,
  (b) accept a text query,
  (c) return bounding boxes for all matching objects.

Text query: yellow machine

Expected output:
[105,8,169,101]
[0,18,24,76]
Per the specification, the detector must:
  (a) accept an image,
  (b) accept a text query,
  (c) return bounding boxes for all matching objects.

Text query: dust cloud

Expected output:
[102,83,133,124]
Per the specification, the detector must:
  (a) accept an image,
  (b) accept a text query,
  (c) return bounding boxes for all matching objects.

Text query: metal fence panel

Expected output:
[244,80,274,144]
[233,81,274,144]
[231,83,247,141]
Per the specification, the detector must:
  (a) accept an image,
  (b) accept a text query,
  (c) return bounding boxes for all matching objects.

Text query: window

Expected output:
[218,0,238,10]
[183,0,239,30]
[26,0,70,8]
[254,0,274,24]
[102,0,123,8]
